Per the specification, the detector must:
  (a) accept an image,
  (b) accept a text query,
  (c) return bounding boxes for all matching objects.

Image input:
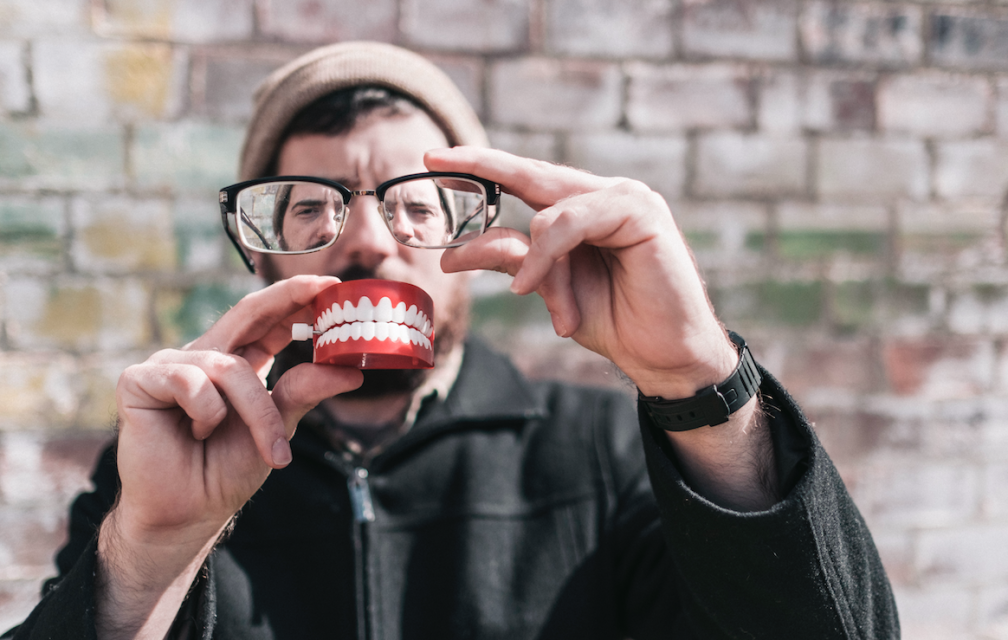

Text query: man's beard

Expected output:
[267,264,469,399]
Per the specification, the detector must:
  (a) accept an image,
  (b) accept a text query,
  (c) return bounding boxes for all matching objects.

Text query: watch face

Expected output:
[310,280,435,369]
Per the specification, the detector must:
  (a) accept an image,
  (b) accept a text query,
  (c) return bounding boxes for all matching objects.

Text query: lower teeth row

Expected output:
[318,321,431,350]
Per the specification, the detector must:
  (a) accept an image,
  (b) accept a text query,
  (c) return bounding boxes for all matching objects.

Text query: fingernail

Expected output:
[551,312,568,338]
[272,437,292,467]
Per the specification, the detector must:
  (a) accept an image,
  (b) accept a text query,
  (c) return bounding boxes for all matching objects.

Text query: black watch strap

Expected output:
[638,331,761,432]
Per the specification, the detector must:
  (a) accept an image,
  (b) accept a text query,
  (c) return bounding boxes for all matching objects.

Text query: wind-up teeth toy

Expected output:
[292,279,435,369]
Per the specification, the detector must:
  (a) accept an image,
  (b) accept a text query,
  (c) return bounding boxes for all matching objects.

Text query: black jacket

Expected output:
[7,339,899,639]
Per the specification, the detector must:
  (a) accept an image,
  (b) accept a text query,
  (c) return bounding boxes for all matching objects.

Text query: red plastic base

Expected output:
[312,280,435,369]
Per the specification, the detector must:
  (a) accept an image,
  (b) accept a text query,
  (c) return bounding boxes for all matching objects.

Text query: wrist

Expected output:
[96,508,223,640]
[639,332,761,432]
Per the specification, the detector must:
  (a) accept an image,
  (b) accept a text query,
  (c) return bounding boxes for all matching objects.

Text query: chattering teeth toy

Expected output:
[292,279,435,369]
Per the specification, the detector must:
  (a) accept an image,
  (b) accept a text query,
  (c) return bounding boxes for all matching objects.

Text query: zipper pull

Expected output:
[348,467,376,523]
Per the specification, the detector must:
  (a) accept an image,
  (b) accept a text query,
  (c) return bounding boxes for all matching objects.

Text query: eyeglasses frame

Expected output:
[219,172,502,274]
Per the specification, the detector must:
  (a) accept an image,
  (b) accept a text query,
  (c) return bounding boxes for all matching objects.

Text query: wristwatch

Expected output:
[638,331,761,432]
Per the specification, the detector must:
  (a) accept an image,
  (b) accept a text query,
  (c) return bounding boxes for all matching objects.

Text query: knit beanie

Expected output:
[239,41,489,182]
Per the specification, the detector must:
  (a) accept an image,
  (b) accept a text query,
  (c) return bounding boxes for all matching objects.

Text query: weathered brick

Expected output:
[868,530,915,587]
[712,280,823,327]
[0,39,28,113]
[918,523,1008,582]
[897,202,999,276]
[759,71,876,133]
[489,58,621,130]
[0,579,44,635]
[428,55,484,119]
[777,202,888,232]
[486,130,559,163]
[757,72,801,134]
[0,431,106,502]
[882,337,993,398]
[70,196,176,274]
[695,133,807,198]
[682,0,797,62]
[198,51,292,122]
[777,338,881,401]
[257,0,395,44]
[94,0,254,42]
[929,11,1008,71]
[0,507,65,579]
[892,586,973,640]
[626,63,751,131]
[0,122,125,191]
[566,131,687,202]
[934,139,1008,201]
[817,137,928,201]
[948,287,1008,335]
[4,276,151,352]
[999,78,1008,138]
[675,201,768,266]
[978,587,1008,640]
[34,39,186,123]
[0,354,81,430]
[77,353,143,429]
[800,2,923,66]
[546,0,674,58]
[131,122,243,194]
[154,280,257,346]
[0,195,65,274]
[859,461,978,527]
[401,0,530,53]
[983,463,1008,518]
[0,0,90,37]
[878,72,991,137]
[173,197,229,273]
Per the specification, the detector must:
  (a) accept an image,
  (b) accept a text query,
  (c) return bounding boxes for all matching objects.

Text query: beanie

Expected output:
[239,41,488,181]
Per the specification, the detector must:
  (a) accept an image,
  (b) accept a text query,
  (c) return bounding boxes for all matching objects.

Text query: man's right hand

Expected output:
[96,275,363,639]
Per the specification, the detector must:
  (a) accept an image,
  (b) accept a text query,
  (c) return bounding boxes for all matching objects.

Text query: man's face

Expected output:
[279,182,343,252]
[261,110,472,391]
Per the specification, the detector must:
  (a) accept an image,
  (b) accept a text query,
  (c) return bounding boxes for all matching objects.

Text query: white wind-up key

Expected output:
[292,323,316,341]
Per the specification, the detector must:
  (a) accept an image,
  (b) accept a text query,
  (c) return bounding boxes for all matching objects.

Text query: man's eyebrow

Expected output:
[292,198,328,208]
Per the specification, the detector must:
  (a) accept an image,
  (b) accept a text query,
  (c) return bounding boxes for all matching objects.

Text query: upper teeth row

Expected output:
[317,296,432,338]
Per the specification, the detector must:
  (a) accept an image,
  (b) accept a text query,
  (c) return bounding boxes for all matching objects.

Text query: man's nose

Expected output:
[334,193,399,267]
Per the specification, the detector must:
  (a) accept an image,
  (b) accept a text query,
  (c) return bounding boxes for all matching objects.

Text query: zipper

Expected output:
[324,451,375,640]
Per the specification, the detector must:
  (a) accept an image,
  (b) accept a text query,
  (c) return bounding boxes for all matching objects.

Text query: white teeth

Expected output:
[376,297,393,322]
[357,297,374,321]
[315,296,432,350]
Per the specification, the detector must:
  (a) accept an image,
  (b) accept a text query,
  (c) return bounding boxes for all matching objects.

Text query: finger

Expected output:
[190,275,340,354]
[118,362,228,440]
[180,350,291,469]
[510,200,593,297]
[424,147,619,210]
[440,228,581,338]
[440,227,532,276]
[271,364,364,438]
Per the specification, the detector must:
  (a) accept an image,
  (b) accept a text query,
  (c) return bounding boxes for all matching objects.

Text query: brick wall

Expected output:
[1,0,1007,636]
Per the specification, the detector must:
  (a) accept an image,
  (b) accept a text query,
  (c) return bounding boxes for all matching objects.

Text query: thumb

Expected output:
[270,364,364,450]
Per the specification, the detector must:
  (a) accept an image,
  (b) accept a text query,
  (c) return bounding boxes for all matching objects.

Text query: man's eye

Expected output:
[408,205,436,219]
[294,207,321,218]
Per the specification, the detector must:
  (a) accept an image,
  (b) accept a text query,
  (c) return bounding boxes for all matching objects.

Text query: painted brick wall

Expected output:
[1,1,1007,637]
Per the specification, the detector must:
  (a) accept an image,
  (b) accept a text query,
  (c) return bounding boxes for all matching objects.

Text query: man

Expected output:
[6,42,898,639]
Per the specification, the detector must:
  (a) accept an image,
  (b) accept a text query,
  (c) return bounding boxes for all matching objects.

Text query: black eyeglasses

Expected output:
[219,172,501,273]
